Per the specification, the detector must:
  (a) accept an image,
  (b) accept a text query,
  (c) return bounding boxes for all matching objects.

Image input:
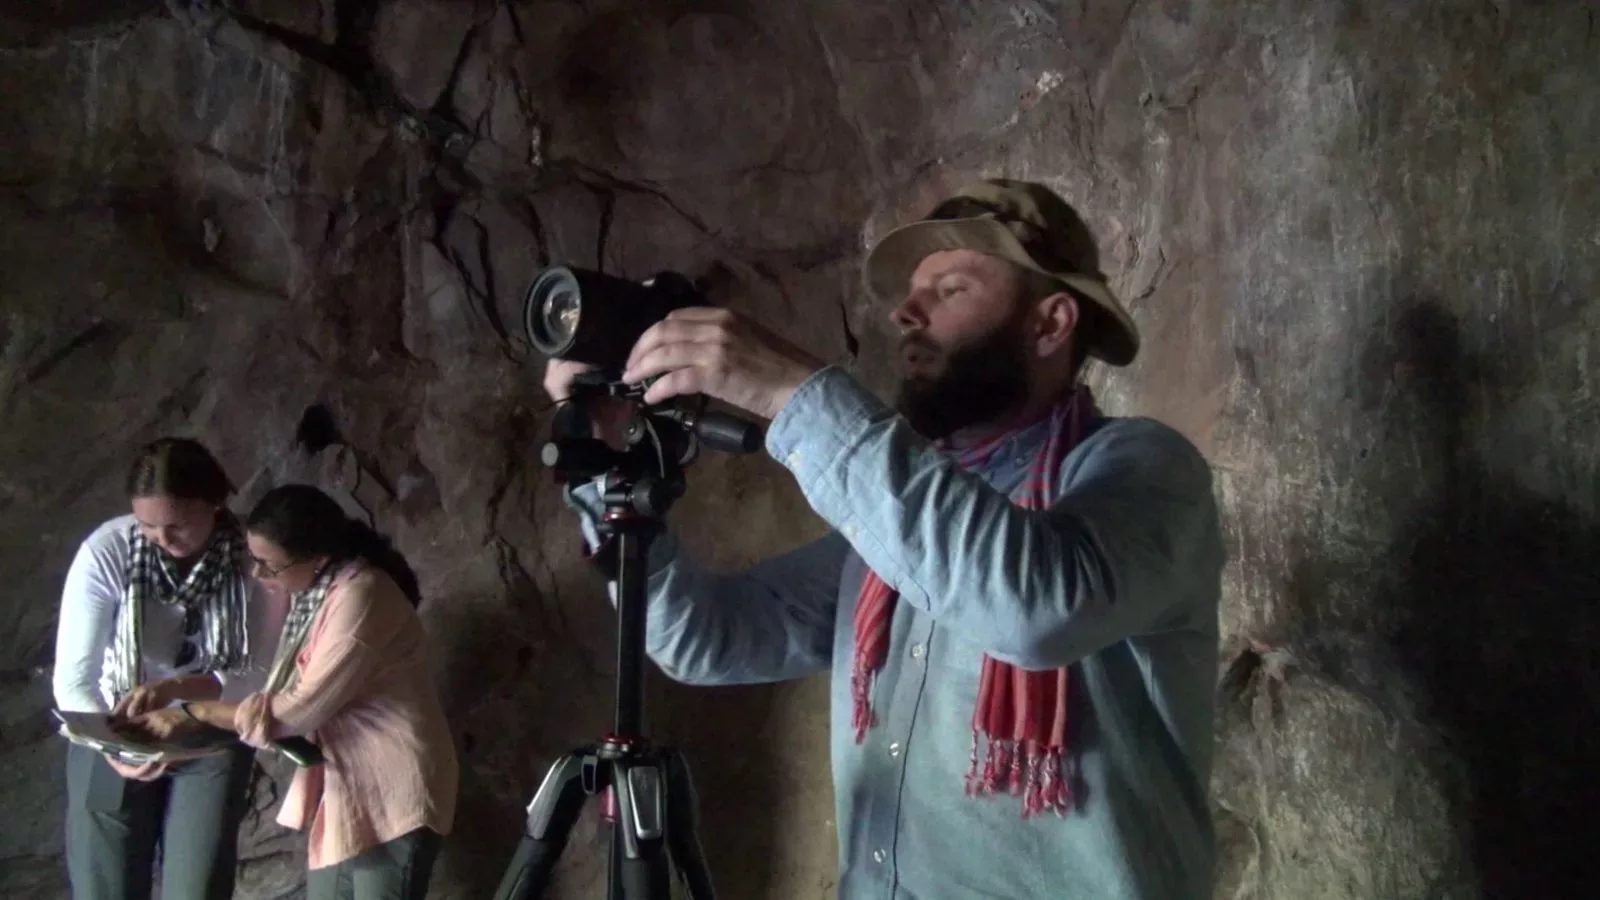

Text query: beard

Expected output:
[892,312,1031,441]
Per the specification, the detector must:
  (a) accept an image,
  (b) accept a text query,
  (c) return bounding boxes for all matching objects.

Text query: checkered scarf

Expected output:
[261,562,340,695]
[108,517,250,702]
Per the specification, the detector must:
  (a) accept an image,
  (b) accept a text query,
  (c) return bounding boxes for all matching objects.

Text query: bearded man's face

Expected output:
[887,250,1037,440]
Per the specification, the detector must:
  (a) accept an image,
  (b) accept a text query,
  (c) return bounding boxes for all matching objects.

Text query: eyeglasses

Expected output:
[250,556,301,578]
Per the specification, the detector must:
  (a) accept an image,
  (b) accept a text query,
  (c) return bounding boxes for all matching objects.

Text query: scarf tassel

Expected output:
[965,733,1071,818]
[851,665,879,742]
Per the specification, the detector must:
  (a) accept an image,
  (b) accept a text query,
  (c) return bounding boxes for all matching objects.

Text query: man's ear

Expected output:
[1032,291,1080,359]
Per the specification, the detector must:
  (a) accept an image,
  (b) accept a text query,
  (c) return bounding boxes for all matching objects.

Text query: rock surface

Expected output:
[0,2,1596,898]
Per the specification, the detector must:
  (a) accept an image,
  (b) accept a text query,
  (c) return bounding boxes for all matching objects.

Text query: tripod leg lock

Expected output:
[614,759,666,849]
[612,757,669,897]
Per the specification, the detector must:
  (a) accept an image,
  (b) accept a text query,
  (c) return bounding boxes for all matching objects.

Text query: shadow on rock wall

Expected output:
[1212,275,1599,900]
[1245,295,1600,899]
[1369,301,1600,899]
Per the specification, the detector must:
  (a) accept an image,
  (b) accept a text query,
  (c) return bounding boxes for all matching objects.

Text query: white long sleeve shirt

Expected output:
[51,513,288,713]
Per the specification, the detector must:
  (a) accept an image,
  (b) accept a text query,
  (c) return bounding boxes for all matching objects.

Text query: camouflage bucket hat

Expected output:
[863,178,1139,366]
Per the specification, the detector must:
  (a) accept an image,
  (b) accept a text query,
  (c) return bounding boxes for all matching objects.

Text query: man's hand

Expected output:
[105,755,168,781]
[115,707,202,744]
[621,308,824,420]
[544,358,633,450]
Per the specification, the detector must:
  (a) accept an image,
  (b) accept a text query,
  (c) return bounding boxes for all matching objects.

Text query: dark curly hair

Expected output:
[245,484,421,608]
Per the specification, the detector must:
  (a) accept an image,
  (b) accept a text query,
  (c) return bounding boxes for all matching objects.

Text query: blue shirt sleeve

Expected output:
[764,365,1222,671]
[565,480,847,685]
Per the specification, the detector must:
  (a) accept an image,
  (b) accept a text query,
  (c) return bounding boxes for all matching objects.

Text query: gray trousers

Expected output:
[305,828,442,900]
[64,741,256,900]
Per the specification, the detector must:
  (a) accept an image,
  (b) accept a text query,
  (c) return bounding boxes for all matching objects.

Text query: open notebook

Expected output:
[53,710,235,764]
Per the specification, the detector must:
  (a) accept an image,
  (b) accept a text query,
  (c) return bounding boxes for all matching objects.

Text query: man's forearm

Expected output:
[766,367,1219,669]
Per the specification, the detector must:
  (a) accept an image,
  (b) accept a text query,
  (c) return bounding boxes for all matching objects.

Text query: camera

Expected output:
[521,264,764,488]
[523,265,703,370]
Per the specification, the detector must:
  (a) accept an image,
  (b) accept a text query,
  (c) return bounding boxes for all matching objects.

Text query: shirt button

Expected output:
[873,848,887,863]
[786,450,802,467]
[910,643,925,659]
[888,742,902,758]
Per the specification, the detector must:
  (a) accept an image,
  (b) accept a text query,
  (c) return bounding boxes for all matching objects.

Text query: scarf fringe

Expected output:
[860,688,1072,817]
[964,732,1071,818]
[851,666,878,743]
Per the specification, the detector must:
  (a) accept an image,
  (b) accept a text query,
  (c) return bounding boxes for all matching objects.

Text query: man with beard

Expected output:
[549,179,1225,900]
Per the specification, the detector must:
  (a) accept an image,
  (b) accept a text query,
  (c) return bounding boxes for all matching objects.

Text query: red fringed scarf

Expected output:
[850,383,1099,818]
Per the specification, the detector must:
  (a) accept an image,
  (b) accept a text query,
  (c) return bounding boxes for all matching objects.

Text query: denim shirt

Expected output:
[568,366,1226,900]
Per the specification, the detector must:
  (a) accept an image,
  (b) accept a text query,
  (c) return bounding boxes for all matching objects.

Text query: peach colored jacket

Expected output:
[234,561,458,870]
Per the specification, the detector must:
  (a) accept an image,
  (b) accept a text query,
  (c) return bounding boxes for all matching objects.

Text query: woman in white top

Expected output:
[52,437,284,900]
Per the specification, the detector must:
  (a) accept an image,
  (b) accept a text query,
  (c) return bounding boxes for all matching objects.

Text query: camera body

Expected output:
[523,264,764,478]
[523,266,703,372]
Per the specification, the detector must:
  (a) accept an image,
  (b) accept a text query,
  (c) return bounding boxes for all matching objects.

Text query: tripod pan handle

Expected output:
[692,411,763,454]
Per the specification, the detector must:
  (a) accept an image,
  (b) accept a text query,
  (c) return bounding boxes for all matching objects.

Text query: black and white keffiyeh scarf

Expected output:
[108,517,251,701]
[262,562,340,695]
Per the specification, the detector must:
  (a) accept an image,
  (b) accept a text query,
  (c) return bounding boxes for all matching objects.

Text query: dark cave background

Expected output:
[1,2,1595,898]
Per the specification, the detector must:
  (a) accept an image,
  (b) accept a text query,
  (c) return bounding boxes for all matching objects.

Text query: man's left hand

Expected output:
[621,308,825,420]
[115,707,202,743]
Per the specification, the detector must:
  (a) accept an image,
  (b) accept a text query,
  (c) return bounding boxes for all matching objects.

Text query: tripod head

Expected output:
[542,371,763,520]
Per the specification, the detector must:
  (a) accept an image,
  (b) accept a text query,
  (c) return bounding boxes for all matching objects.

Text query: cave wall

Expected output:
[0,2,1595,899]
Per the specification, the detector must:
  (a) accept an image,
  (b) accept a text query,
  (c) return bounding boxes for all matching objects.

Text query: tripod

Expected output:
[495,389,755,900]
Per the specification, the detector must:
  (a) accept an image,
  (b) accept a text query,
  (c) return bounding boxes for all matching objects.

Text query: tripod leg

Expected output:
[607,822,623,900]
[663,749,717,900]
[613,757,673,899]
[494,752,595,900]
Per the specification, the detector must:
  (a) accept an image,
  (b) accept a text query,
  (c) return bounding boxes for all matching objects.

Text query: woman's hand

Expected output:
[112,674,222,721]
[116,707,203,743]
[104,755,168,782]
[112,681,175,720]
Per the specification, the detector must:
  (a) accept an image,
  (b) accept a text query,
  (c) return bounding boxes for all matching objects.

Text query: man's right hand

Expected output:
[543,358,634,450]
